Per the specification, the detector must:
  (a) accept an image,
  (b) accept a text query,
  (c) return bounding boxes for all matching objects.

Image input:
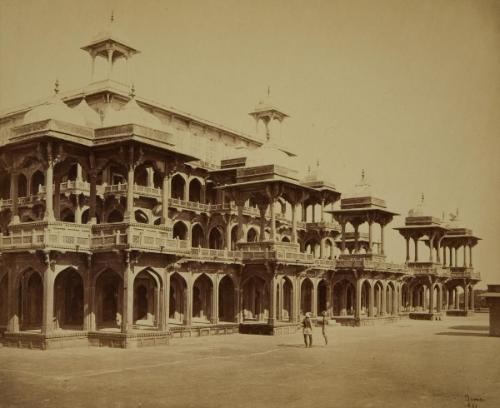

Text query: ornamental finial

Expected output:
[129,84,135,98]
[267,85,270,98]
[421,193,425,204]
[54,79,59,94]
[361,168,365,181]
[110,10,114,23]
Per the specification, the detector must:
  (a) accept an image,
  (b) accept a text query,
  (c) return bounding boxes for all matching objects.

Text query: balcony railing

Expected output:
[450,266,480,280]
[0,221,91,252]
[407,262,449,276]
[337,253,408,273]
[169,198,211,212]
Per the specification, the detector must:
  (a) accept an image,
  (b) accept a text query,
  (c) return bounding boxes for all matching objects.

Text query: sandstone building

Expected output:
[0,19,481,348]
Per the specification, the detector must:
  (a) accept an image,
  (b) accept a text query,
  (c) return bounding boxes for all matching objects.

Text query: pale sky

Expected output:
[1,0,499,288]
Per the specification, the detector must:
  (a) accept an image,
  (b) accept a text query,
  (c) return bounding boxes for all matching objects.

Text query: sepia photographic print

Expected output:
[0,0,499,407]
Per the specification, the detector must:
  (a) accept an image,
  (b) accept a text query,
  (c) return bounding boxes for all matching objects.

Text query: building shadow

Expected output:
[448,325,489,331]
[436,332,490,338]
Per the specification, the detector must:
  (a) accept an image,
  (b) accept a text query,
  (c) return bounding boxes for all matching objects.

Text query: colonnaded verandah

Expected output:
[0,17,481,349]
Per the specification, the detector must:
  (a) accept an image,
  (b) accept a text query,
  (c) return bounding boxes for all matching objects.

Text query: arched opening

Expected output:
[53,268,84,330]
[247,228,258,243]
[19,271,43,330]
[0,274,8,327]
[134,210,148,224]
[300,278,313,316]
[361,280,371,316]
[193,274,213,322]
[191,224,205,247]
[171,174,185,200]
[218,275,235,322]
[134,270,159,327]
[281,277,293,321]
[208,227,223,249]
[401,283,409,311]
[173,221,188,240]
[60,207,75,223]
[169,272,187,323]
[230,225,238,250]
[332,280,355,316]
[317,280,328,315]
[374,282,383,316]
[31,170,45,195]
[107,209,123,223]
[95,270,122,329]
[134,166,149,187]
[0,174,10,199]
[18,173,28,197]
[242,276,268,321]
[189,178,202,202]
[281,236,291,243]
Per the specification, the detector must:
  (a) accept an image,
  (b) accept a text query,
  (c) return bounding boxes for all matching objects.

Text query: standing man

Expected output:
[302,312,313,348]
[321,310,328,345]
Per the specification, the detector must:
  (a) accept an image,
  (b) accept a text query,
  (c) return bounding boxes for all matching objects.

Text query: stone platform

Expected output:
[239,321,301,335]
[170,323,239,338]
[409,312,443,320]
[332,315,402,327]
[446,309,474,317]
[1,330,89,350]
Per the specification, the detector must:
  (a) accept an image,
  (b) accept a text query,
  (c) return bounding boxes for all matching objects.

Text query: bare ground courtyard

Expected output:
[0,313,498,408]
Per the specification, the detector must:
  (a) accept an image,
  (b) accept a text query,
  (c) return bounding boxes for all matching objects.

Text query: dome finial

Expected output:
[110,10,115,23]
[267,85,271,98]
[54,79,59,95]
[316,159,320,169]
[361,168,365,181]
[129,84,136,99]
[421,193,425,204]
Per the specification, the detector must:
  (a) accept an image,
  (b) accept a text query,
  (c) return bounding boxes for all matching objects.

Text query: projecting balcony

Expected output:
[449,266,480,280]
[188,247,243,263]
[169,198,211,212]
[237,241,315,264]
[304,221,341,231]
[407,262,449,277]
[90,223,189,254]
[337,253,407,273]
[0,221,91,252]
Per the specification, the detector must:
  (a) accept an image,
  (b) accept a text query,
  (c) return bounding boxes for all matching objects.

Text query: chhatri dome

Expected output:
[104,85,164,130]
[74,98,102,128]
[408,193,431,217]
[235,88,296,170]
[343,169,375,198]
[23,80,87,127]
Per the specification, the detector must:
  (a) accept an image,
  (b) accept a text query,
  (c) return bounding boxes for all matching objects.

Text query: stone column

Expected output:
[9,172,20,224]
[380,224,385,255]
[258,204,267,241]
[393,285,399,315]
[125,165,134,221]
[42,261,54,335]
[428,235,434,262]
[443,245,447,266]
[268,275,277,325]
[405,237,410,262]
[340,285,347,316]
[121,260,134,333]
[89,171,97,224]
[320,198,325,222]
[236,201,245,242]
[436,285,442,313]
[353,224,359,254]
[211,274,219,324]
[355,279,362,320]
[368,220,373,254]
[470,287,475,311]
[269,198,276,241]
[369,283,374,317]
[107,49,114,78]
[161,271,170,331]
[381,284,387,316]
[463,244,467,267]
[162,171,171,225]
[449,247,453,267]
[454,247,458,269]
[414,237,419,262]
[291,203,298,243]
[44,144,55,222]
[326,281,333,317]
[341,221,346,254]
[469,245,473,267]
[429,285,435,313]
[312,279,318,318]
[464,286,469,313]
[184,275,193,326]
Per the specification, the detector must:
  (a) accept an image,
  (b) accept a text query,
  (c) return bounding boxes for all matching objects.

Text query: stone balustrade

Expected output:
[450,266,480,280]
[406,261,449,277]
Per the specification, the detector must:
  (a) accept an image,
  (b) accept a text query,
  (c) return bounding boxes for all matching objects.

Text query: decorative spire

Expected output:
[361,168,366,182]
[110,10,114,23]
[129,84,136,99]
[54,79,59,95]
[420,193,425,204]
[267,85,271,98]
[316,159,320,169]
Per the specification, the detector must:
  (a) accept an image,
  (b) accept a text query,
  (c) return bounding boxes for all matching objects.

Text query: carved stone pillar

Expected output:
[355,279,362,320]
[258,204,267,241]
[89,170,97,224]
[121,259,134,333]
[162,171,171,226]
[9,172,19,224]
[268,275,277,325]
[44,146,55,222]
[291,202,297,244]
[42,259,54,335]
